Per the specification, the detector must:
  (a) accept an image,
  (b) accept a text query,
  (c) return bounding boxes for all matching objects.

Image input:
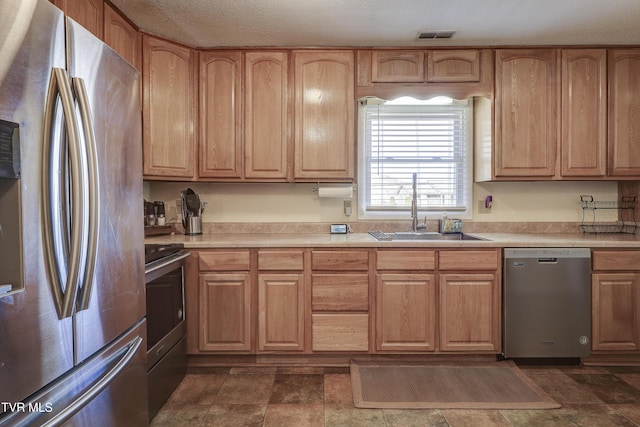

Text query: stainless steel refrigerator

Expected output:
[0,0,147,425]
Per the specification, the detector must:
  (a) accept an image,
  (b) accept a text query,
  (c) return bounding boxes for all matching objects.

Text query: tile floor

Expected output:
[150,363,640,426]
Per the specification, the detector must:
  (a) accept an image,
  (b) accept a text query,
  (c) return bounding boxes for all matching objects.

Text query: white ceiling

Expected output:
[110,0,640,48]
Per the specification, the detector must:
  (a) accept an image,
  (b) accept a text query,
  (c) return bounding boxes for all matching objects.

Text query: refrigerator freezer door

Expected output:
[65,19,145,364]
[0,0,74,407]
[0,320,148,427]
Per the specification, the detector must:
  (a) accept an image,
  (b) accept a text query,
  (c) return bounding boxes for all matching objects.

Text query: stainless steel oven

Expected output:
[144,244,190,420]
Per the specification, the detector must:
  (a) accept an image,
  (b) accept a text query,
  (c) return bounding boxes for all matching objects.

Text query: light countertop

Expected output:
[145,232,640,249]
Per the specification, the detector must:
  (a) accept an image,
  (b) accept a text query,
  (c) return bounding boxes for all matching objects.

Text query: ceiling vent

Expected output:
[417,30,456,40]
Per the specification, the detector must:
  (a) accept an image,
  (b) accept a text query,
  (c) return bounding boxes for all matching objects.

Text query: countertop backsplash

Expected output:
[164,220,585,235]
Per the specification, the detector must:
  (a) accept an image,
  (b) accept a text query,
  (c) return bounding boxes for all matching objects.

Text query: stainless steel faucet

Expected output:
[411,173,426,231]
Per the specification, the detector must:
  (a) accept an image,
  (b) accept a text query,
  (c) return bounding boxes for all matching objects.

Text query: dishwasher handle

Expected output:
[538,258,558,264]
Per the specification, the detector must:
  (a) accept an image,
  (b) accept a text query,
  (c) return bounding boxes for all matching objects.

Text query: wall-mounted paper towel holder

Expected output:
[313,183,355,198]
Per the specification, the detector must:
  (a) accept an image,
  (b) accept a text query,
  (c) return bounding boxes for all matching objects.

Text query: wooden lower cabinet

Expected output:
[438,249,501,352]
[310,250,370,352]
[439,273,500,351]
[591,250,640,354]
[376,273,436,351]
[186,247,503,359]
[199,272,252,352]
[592,273,640,351]
[310,273,370,351]
[258,273,304,351]
[375,249,501,353]
[257,250,305,352]
[312,313,369,351]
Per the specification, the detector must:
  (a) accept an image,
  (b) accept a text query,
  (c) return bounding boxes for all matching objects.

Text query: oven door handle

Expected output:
[145,252,191,276]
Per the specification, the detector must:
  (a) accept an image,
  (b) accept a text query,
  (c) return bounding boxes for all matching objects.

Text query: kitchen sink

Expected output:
[368,230,489,241]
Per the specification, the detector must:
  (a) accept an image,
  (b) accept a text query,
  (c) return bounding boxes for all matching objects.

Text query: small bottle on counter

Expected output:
[145,201,156,226]
[154,201,166,226]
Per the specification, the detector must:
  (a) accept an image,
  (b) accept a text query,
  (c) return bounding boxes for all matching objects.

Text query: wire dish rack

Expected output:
[580,195,638,234]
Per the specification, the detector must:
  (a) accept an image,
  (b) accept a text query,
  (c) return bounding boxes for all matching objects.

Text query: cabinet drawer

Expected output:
[199,251,251,271]
[438,250,500,270]
[593,250,640,271]
[312,313,369,351]
[258,250,304,270]
[312,274,369,311]
[312,250,369,271]
[376,250,435,270]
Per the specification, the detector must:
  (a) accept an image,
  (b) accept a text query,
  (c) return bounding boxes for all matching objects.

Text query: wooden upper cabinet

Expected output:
[293,50,355,181]
[427,50,481,82]
[494,49,559,178]
[371,51,425,82]
[608,49,640,177]
[245,51,290,180]
[199,51,243,179]
[103,3,140,71]
[357,49,492,100]
[142,35,196,179]
[54,0,104,39]
[561,49,607,177]
[369,49,481,84]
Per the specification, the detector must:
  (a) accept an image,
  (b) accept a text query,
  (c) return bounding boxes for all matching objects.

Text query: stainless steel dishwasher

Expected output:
[503,248,592,358]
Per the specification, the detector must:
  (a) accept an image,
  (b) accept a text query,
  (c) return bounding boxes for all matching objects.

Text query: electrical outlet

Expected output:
[344,200,352,216]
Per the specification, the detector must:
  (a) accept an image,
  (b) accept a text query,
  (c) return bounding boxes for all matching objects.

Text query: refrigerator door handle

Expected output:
[42,67,85,319]
[37,335,142,427]
[71,77,100,312]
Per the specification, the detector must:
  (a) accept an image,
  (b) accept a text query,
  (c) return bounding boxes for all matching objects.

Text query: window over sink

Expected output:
[357,96,473,220]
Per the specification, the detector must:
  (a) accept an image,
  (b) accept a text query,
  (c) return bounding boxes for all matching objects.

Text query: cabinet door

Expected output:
[371,50,425,82]
[199,273,252,352]
[495,49,559,177]
[245,51,290,180]
[142,36,196,178]
[293,50,355,180]
[199,51,243,179]
[592,273,640,351]
[608,49,640,177]
[376,273,436,351]
[561,49,607,177]
[54,0,103,38]
[440,273,500,352]
[103,3,140,71]
[427,50,480,82]
[258,274,304,351]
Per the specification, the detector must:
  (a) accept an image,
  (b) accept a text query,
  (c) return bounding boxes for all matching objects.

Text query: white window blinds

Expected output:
[358,98,473,217]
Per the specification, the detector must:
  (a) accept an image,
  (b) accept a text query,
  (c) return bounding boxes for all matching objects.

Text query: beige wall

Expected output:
[145,180,618,224]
